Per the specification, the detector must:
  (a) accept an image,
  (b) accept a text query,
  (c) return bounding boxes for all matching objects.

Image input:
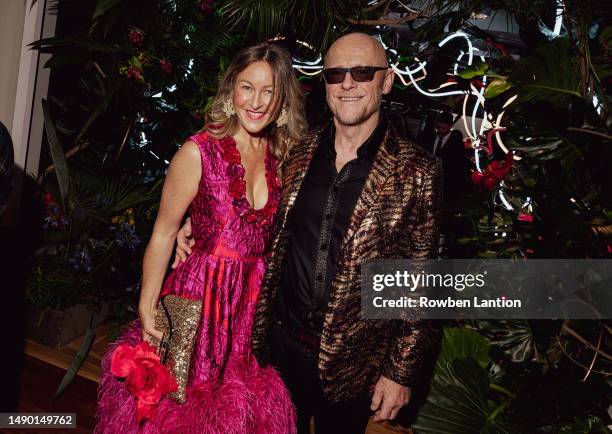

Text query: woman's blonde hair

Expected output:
[204,43,307,174]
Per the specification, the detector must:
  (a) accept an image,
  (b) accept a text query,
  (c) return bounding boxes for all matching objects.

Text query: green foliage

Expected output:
[415,328,515,434]
[558,416,612,433]
[512,38,582,104]
[435,327,491,374]
[475,320,538,363]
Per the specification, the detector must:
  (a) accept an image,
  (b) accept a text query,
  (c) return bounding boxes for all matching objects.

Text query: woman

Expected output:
[97,42,306,433]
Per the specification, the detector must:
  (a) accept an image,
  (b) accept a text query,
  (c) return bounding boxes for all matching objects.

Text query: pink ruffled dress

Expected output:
[96,132,296,434]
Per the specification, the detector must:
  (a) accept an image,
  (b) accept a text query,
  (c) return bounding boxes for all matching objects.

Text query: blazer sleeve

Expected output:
[381,158,443,387]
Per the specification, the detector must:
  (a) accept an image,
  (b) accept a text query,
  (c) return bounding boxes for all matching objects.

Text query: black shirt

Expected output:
[274,115,387,336]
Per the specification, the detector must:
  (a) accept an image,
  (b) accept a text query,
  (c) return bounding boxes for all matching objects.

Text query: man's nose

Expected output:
[340,71,357,90]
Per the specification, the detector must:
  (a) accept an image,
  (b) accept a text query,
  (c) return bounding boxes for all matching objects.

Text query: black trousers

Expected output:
[269,320,372,434]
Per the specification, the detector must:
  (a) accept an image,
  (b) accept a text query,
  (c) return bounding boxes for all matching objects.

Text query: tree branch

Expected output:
[562,322,612,361]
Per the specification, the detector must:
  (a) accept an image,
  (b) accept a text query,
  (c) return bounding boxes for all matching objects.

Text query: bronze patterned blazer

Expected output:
[251,123,443,402]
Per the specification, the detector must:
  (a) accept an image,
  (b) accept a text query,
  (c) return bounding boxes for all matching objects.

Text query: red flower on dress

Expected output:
[471,151,514,190]
[228,178,246,199]
[221,142,241,165]
[111,341,177,423]
[219,136,280,226]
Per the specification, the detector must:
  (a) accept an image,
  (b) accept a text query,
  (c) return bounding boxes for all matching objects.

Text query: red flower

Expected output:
[518,213,533,223]
[471,151,514,190]
[43,192,54,205]
[221,146,241,165]
[128,29,144,46]
[198,0,213,13]
[126,65,142,81]
[159,60,172,74]
[228,178,246,198]
[246,212,257,223]
[111,341,177,423]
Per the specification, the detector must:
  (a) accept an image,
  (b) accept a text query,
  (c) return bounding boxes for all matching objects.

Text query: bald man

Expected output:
[249,33,442,433]
[177,33,442,433]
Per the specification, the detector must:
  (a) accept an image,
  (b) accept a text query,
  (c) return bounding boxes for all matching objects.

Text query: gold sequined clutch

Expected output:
[146,294,202,403]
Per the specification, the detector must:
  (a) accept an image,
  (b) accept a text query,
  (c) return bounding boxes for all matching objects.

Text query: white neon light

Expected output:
[427,81,458,92]
[492,95,522,161]
[474,148,482,172]
[462,94,474,139]
[292,39,323,76]
[294,67,322,76]
[499,189,514,210]
[438,31,473,66]
[454,51,464,75]
[402,65,470,97]
[552,0,564,38]
[471,79,487,139]
[503,94,518,108]
[292,64,323,70]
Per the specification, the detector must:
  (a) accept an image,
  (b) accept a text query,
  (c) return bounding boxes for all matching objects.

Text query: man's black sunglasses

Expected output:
[322,66,388,84]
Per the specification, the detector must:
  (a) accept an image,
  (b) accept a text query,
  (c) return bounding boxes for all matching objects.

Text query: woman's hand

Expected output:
[171,217,195,269]
[139,306,163,341]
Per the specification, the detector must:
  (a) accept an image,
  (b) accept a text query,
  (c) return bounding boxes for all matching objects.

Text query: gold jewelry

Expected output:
[275,105,288,127]
[222,98,235,117]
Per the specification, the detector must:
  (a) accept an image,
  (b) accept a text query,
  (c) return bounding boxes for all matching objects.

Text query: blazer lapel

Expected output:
[338,126,400,256]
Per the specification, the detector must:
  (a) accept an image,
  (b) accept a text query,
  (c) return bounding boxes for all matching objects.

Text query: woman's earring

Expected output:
[275,106,288,127]
[222,99,235,117]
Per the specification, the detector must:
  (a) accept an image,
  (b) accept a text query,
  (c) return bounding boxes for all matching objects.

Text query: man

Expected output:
[176,33,442,433]
[426,112,469,204]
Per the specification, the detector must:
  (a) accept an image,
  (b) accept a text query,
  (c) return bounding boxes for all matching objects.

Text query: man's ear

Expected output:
[382,68,394,95]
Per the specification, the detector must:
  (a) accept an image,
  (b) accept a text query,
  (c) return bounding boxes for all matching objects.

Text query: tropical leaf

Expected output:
[29,35,118,54]
[413,358,515,434]
[477,320,538,363]
[459,61,489,80]
[42,99,71,207]
[435,327,491,375]
[75,79,124,143]
[219,0,361,52]
[92,0,122,20]
[99,178,161,215]
[512,37,582,105]
[53,327,95,397]
[485,79,512,99]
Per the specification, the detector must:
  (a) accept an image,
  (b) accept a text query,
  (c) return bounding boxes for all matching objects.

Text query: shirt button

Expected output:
[325,213,332,220]
[332,186,339,193]
[277,320,282,325]
[316,275,323,282]
[320,244,328,251]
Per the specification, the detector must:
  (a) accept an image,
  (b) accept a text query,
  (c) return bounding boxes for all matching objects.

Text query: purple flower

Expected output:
[111,222,141,251]
[69,247,93,272]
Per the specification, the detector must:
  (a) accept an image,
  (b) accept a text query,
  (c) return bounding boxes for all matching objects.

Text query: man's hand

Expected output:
[171,217,195,269]
[370,375,412,422]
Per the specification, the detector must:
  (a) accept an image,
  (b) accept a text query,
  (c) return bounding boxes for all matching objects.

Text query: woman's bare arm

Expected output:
[139,140,201,340]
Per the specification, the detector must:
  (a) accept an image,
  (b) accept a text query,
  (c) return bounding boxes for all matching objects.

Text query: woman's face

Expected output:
[232,61,278,136]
